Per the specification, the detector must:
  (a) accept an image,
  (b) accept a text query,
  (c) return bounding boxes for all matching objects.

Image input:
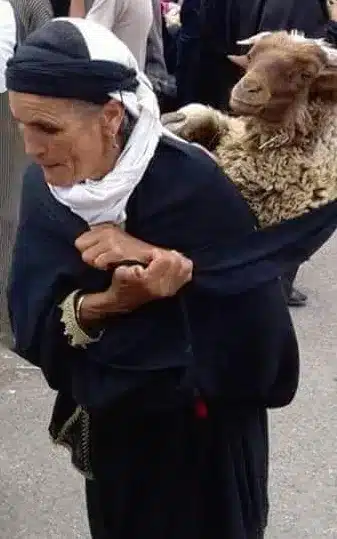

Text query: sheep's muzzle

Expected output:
[230,74,271,115]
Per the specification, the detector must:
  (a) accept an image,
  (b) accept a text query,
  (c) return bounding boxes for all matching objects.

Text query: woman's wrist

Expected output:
[58,288,126,349]
[77,289,126,329]
[59,290,103,348]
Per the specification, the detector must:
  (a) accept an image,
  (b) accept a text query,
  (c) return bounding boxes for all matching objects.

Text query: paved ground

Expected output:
[0,237,336,538]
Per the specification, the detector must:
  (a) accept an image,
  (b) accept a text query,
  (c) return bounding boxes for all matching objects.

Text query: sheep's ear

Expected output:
[227,54,249,70]
[310,67,337,99]
[237,32,272,46]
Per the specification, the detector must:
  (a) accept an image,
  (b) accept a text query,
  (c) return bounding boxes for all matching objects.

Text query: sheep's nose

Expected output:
[242,77,263,94]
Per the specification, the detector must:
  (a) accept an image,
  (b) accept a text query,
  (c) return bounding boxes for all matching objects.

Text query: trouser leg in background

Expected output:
[176,0,201,106]
[282,267,299,299]
[283,265,308,307]
[146,0,177,113]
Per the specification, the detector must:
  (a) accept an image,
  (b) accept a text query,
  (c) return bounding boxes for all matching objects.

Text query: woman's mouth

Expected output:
[41,163,64,173]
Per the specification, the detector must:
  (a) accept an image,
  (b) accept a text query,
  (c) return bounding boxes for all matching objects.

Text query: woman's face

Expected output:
[9,92,124,187]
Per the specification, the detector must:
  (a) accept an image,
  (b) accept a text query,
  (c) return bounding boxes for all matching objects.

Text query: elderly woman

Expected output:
[7,18,299,539]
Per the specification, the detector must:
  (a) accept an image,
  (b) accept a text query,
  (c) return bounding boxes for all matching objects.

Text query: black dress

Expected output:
[86,398,269,539]
[12,136,334,538]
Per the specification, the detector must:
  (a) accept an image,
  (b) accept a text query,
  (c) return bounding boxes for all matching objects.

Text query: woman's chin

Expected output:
[42,165,74,187]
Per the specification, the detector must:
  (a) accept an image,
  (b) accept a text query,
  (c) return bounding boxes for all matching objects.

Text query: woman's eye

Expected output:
[16,122,61,135]
[40,125,61,135]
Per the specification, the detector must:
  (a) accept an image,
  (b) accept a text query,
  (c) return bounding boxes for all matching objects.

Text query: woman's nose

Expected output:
[22,127,46,159]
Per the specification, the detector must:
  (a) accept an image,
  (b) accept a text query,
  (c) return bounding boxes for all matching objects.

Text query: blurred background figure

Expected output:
[68,0,180,110]
[69,0,153,70]
[176,0,202,106]
[0,0,52,345]
[51,0,70,16]
[146,0,178,112]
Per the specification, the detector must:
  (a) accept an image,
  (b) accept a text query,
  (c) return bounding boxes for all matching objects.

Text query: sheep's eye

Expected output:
[246,53,252,62]
[301,72,312,80]
[287,70,296,81]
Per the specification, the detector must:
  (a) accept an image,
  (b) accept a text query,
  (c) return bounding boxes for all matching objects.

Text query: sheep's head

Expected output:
[228,31,337,124]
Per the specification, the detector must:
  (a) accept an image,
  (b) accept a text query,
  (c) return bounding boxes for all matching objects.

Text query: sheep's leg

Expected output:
[162,104,231,151]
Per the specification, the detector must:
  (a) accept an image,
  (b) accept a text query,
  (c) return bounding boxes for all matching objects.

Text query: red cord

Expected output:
[195,397,208,419]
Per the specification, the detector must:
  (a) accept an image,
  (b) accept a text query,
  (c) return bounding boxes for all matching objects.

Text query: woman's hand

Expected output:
[105,250,193,309]
[79,252,193,327]
[75,223,156,269]
[75,225,193,328]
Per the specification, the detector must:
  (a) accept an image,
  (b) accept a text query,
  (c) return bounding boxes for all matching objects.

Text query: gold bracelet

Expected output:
[59,290,100,349]
[75,292,86,326]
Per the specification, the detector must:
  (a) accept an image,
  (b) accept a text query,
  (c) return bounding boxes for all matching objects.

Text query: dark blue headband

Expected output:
[6,46,139,104]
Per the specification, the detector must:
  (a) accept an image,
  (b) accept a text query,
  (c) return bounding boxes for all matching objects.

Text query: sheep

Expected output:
[162,31,337,228]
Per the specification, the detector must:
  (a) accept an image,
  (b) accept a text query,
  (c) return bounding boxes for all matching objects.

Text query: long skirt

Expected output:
[86,400,269,539]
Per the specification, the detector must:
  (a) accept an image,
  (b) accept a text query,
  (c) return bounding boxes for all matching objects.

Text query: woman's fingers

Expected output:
[75,225,155,268]
[80,243,110,266]
[74,226,109,251]
[113,251,193,298]
[148,250,193,285]
[114,264,145,282]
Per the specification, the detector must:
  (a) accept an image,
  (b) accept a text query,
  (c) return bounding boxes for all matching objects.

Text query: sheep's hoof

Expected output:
[162,104,221,151]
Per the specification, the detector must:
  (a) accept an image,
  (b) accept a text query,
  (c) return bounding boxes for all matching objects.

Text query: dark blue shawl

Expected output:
[8,137,335,410]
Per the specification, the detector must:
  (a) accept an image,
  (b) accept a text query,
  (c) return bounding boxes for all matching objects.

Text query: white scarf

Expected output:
[49,18,174,225]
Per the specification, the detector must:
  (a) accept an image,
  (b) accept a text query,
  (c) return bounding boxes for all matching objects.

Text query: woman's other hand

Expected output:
[75,223,156,269]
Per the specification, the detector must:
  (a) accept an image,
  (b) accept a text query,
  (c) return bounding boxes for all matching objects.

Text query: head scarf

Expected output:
[6,17,176,225]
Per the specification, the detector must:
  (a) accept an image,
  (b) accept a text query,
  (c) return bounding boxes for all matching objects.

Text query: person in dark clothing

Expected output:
[173,0,203,105]
[6,18,300,539]
[50,0,70,16]
[325,6,337,44]
[145,0,178,113]
[176,0,202,105]
[176,0,332,306]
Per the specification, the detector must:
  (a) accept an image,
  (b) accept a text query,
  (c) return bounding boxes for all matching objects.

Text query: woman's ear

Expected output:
[101,99,125,137]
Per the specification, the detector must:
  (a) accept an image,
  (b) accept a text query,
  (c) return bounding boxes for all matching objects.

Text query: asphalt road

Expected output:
[0,237,336,539]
